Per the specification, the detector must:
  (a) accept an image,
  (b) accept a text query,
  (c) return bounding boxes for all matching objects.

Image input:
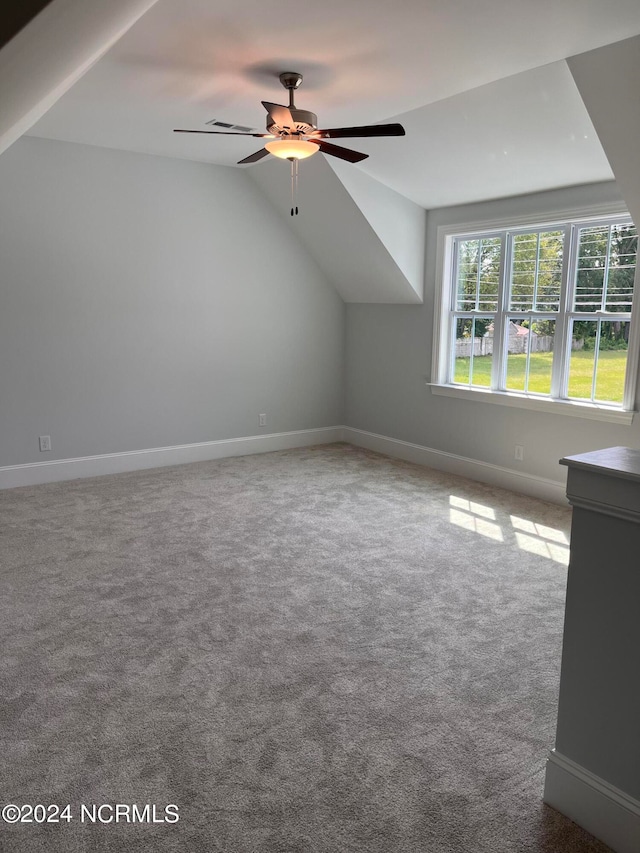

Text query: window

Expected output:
[432,209,640,422]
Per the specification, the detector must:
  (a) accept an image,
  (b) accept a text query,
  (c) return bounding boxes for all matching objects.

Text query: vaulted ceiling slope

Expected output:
[2,1,640,305]
[8,0,640,208]
[0,0,160,154]
[249,155,425,304]
[568,35,640,230]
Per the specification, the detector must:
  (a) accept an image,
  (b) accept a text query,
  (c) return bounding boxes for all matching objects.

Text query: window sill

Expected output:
[428,383,635,424]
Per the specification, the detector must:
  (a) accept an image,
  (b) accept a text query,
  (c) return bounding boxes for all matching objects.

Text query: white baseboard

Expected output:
[1,424,567,503]
[544,749,640,853]
[0,427,344,489]
[343,427,567,504]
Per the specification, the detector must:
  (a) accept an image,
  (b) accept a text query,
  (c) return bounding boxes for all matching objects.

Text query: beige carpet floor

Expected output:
[0,443,612,852]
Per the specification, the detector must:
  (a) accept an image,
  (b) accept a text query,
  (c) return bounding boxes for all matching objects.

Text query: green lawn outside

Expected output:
[454,349,627,403]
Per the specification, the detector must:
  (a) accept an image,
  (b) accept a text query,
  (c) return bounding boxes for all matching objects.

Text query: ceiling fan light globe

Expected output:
[264,139,318,160]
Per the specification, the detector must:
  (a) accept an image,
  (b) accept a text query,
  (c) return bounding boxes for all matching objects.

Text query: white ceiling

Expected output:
[27,0,640,208]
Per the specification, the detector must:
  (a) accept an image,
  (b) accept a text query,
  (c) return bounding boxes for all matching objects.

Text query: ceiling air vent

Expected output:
[205,119,257,133]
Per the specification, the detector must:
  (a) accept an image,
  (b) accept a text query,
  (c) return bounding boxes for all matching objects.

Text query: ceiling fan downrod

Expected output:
[279,71,303,111]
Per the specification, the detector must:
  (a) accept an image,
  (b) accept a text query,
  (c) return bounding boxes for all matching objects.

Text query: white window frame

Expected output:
[430,202,640,425]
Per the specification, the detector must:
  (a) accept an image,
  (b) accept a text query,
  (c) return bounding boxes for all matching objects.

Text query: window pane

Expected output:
[510,230,564,312]
[456,237,501,311]
[453,316,493,387]
[456,239,479,310]
[606,223,637,312]
[595,320,629,404]
[574,223,638,313]
[568,319,597,400]
[505,316,555,395]
[574,226,607,312]
[568,318,630,403]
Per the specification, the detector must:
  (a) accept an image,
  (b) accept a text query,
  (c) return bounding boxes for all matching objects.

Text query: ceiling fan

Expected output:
[174,72,405,214]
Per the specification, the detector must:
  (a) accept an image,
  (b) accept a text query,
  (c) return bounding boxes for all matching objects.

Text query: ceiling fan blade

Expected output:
[309,139,369,163]
[261,101,297,132]
[174,129,271,137]
[237,148,271,165]
[313,123,406,139]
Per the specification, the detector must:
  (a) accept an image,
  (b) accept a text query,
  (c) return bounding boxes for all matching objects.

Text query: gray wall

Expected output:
[0,137,344,466]
[345,181,640,485]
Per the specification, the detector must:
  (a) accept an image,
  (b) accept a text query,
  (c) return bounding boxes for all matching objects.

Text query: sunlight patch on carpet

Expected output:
[449,496,504,541]
[447,497,570,562]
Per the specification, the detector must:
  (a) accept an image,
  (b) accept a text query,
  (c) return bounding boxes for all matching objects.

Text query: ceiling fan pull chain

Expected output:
[290,158,295,215]
[290,158,300,216]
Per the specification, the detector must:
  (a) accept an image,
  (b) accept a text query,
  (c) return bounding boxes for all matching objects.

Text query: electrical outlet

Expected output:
[258,414,267,427]
[39,435,52,452]
[514,445,524,461]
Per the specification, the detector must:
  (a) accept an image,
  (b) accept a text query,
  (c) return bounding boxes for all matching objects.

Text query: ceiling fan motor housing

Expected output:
[267,108,318,135]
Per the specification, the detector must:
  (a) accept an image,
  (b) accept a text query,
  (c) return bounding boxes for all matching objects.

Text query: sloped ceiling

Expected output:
[3,1,640,305]
[568,35,640,230]
[0,0,160,154]
[359,60,614,209]
[324,158,425,297]
[20,0,640,209]
[249,155,423,304]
